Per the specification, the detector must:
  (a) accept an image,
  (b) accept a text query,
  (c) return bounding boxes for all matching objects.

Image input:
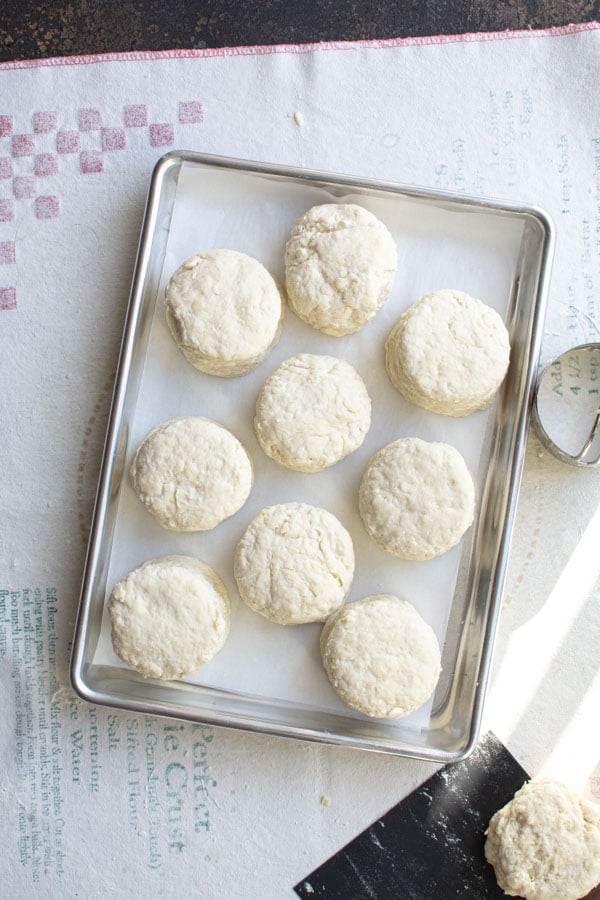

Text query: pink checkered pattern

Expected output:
[34,153,59,177]
[12,134,36,157]
[0,287,17,310]
[179,101,203,124]
[33,111,57,134]
[57,130,81,154]
[1,99,205,311]
[0,116,13,138]
[0,241,16,265]
[13,176,36,200]
[80,151,103,174]
[0,199,15,222]
[149,123,174,147]
[35,196,60,219]
[78,108,102,131]
[101,128,126,151]
[124,104,148,127]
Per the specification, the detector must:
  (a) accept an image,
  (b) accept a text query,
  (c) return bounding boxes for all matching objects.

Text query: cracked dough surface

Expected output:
[109,555,230,680]
[359,437,475,560]
[285,203,397,335]
[234,502,355,624]
[165,249,284,376]
[130,416,253,531]
[320,594,441,718]
[386,289,511,416]
[254,353,371,472]
[485,779,600,900]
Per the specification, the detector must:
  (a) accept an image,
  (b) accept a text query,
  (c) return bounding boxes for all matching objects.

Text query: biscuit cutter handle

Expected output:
[532,342,600,468]
[573,409,600,465]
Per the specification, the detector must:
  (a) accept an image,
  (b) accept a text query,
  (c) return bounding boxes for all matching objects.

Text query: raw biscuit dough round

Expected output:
[285,203,398,336]
[165,249,284,376]
[320,594,441,718]
[130,416,253,531]
[234,502,355,624]
[485,779,600,900]
[254,353,371,472]
[359,437,475,560]
[109,555,230,680]
[385,289,511,416]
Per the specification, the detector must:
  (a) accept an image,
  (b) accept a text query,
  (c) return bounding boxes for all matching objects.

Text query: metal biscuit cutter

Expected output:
[532,342,600,467]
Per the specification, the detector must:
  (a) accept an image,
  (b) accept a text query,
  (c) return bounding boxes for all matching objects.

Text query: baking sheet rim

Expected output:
[70,150,555,762]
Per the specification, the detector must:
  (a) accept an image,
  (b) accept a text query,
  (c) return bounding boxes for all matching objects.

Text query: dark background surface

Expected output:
[1,0,598,61]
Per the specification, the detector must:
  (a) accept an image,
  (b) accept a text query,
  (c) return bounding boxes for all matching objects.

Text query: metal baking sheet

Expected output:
[70,151,554,762]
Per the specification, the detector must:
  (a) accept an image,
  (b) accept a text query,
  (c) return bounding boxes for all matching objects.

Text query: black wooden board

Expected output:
[294,732,529,899]
[2,3,596,64]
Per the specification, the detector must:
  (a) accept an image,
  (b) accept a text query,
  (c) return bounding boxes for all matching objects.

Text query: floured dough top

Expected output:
[109,555,230,680]
[285,203,398,335]
[485,778,600,900]
[359,437,475,559]
[385,289,511,416]
[130,416,253,531]
[320,594,441,718]
[234,502,355,624]
[254,353,371,472]
[165,249,284,376]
